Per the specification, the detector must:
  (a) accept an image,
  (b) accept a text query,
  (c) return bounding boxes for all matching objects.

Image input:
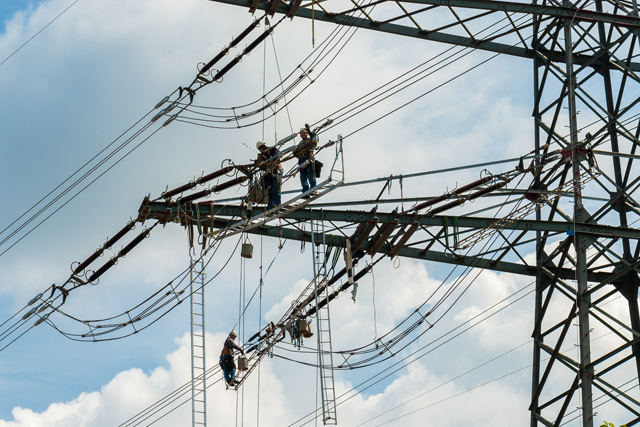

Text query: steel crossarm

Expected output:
[206,0,640,70]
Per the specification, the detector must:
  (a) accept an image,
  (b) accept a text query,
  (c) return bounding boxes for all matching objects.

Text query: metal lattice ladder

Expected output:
[190,258,207,427]
[310,210,337,425]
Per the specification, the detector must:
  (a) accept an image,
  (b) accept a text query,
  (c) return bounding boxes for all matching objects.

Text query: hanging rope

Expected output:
[371,255,378,346]
[257,235,264,427]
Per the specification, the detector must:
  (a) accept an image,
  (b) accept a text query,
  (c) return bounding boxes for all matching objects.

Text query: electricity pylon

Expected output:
[148,1,640,425]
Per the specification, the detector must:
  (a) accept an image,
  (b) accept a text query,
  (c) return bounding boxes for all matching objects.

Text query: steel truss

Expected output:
[189,0,640,425]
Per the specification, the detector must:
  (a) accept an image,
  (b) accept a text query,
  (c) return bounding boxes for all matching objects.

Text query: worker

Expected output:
[255,141,282,209]
[293,126,318,197]
[220,330,244,386]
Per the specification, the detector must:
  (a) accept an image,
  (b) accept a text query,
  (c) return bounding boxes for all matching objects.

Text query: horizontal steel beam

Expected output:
[400,0,640,28]
[204,216,622,281]
[138,201,640,239]
[205,0,640,70]
[137,201,625,281]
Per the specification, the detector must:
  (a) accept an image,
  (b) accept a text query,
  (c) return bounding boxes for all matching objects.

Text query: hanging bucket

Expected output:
[298,318,313,338]
[302,320,313,338]
[238,356,248,371]
[241,242,253,259]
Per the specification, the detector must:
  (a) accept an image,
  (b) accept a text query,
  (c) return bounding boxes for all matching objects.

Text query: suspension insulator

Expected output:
[467,181,507,201]
[176,189,209,205]
[306,266,371,317]
[88,258,117,283]
[293,267,349,315]
[409,176,494,214]
[104,221,136,248]
[454,175,493,195]
[410,193,449,213]
[211,175,247,193]
[428,182,507,216]
[161,181,198,200]
[199,20,259,76]
[248,331,262,343]
[428,199,464,216]
[197,166,236,185]
[177,176,247,205]
[73,248,104,275]
[73,221,135,274]
[212,28,272,82]
[244,29,272,55]
[120,229,151,257]
[200,50,229,76]
[212,56,241,82]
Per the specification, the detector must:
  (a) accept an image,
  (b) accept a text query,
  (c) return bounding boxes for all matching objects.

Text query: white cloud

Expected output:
[0,328,533,427]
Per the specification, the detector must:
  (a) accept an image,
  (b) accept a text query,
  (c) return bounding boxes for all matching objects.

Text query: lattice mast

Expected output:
[565,14,594,424]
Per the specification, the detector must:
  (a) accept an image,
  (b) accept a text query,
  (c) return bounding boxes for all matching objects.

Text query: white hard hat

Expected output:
[230,330,238,337]
[300,128,308,133]
[256,141,266,149]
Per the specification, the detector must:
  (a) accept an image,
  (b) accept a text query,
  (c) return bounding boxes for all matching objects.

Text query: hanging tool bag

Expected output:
[238,356,248,371]
[247,174,268,204]
[314,160,323,178]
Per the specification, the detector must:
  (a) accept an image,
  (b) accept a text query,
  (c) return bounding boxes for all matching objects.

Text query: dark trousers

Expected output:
[298,158,317,193]
[220,354,236,383]
[265,173,281,209]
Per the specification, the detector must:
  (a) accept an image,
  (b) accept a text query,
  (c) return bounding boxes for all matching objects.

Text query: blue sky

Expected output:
[0,1,36,18]
[0,1,619,426]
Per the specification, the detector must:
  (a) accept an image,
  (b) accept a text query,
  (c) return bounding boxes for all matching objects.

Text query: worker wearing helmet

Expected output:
[220,330,244,386]
[293,126,318,197]
[255,141,282,209]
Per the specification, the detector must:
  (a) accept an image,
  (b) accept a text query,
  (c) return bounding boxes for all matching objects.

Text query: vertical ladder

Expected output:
[190,258,207,427]
[310,210,338,425]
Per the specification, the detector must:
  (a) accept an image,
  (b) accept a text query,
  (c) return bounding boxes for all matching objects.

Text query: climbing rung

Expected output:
[309,210,338,426]
[190,258,207,427]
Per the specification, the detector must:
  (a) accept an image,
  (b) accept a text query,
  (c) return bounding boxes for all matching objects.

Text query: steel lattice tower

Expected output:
[140,1,640,425]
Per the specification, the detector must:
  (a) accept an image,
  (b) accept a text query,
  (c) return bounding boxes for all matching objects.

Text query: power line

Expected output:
[356,341,531,426]
[284,285,535,426]
[0,0,81,68]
